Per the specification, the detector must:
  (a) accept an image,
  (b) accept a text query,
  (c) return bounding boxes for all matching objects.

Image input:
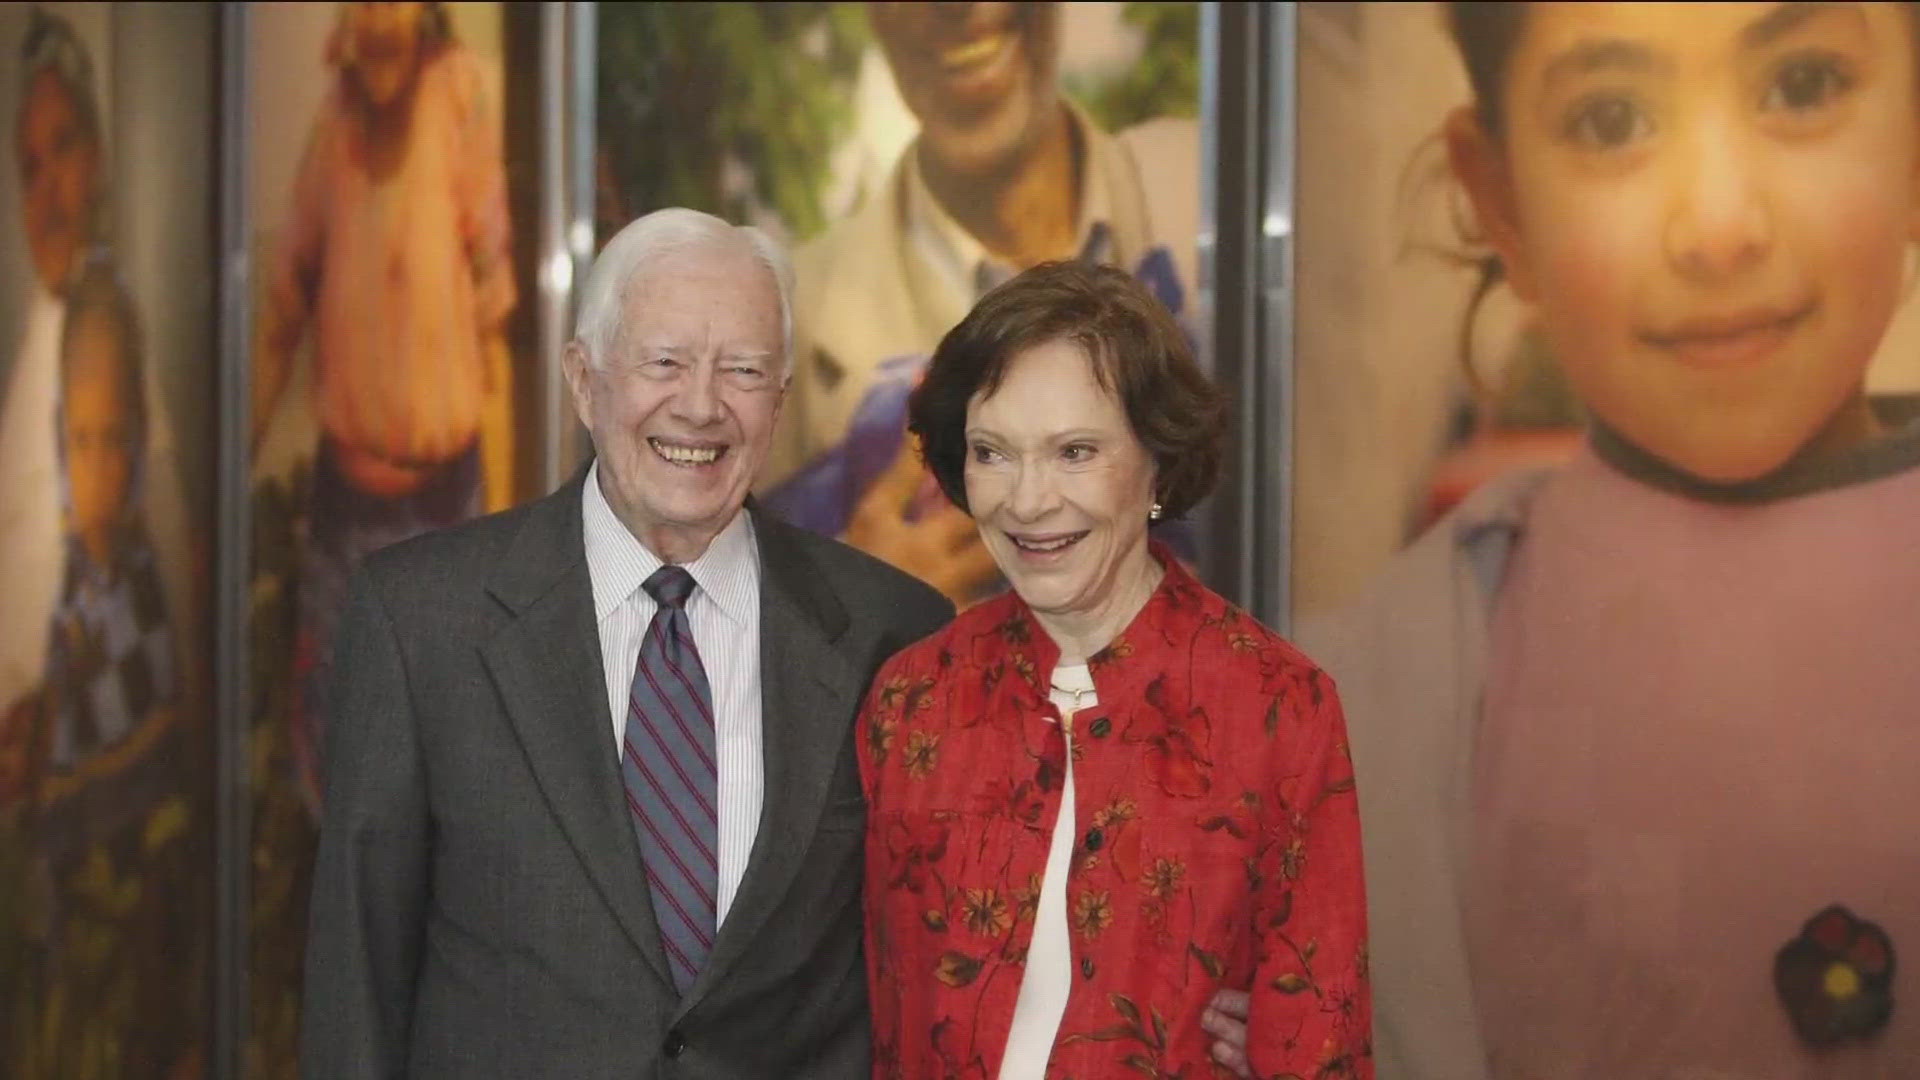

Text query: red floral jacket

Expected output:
[857,546,1372,1079]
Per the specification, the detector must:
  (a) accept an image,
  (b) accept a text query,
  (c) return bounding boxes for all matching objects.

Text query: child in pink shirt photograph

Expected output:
[1304,4,1920,1076]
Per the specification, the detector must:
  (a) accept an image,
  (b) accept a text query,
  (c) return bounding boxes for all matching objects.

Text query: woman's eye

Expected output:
[1763,54,1853,113]
[970,444,999,464]
[1060,443,1095,463]
[1565,93,1652,151]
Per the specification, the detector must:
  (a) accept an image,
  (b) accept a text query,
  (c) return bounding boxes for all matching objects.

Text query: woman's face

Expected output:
[963,337,1157,624]
[347,1,427,109]
[1454,2,1920,481]
[62,307,133,546]
[16,68,99,293]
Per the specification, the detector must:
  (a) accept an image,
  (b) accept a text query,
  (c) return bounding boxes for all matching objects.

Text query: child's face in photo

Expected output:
[1455,2,1920,482]
[62,307,133,548]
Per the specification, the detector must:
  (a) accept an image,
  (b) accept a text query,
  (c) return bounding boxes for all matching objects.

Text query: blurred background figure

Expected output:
[761,1,1199,605]
[592,2,1200,607]
[4,261,204,1080]
[254,0,517,812]
[0,6,107,747]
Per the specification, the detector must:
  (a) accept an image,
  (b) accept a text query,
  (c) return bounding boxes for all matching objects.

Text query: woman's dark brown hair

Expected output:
[907,259,1226,520]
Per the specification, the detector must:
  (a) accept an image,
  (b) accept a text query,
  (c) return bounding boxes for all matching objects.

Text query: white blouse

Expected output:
[996,662,1096,1079]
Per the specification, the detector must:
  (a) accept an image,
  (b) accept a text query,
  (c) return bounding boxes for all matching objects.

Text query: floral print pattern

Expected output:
[1774,904,1896,1047]
[858,544,1372,1078]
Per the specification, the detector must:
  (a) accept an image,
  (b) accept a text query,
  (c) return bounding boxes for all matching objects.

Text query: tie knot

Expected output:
[643,565,697,609]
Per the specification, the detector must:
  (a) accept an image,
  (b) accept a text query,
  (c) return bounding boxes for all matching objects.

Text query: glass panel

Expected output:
[243,4,546,1074]
[0,4,219,1075]
[1291,3,1920,1073]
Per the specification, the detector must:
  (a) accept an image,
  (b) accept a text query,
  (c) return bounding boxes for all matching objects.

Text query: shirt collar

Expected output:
[901,102,1116,300]
[581,459,758,628]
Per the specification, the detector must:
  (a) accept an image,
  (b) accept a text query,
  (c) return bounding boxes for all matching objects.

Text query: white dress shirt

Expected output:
[997,662,1095,1079]
[581,461,764,925]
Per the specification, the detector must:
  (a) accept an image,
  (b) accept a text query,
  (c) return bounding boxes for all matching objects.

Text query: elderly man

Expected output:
[299,208,952,1077]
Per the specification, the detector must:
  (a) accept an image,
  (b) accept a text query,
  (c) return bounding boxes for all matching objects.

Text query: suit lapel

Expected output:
[480,471,675,990]
[680,508,859,1011]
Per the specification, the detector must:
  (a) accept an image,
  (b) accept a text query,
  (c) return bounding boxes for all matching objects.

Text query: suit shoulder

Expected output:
[798,528,953,615]
[352,491,564,613]
[1115,116,1201,162]
[760,516,952,628]
[878,589,1018,676]
[793,179,894,288]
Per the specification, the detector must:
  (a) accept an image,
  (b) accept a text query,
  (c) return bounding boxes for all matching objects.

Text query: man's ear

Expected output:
[561,340,594,429]
[1444,106,1536,302]
[770,353,795,424]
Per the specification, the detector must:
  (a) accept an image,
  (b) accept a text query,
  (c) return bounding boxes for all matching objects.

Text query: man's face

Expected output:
[16,68,99,292]
[869,1,1063,177]
[564,245,787,558]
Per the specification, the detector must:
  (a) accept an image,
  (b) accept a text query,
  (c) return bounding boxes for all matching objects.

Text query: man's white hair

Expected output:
[573,207,795,376]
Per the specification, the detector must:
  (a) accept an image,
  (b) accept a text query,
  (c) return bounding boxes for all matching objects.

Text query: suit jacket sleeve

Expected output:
[300,566,432,1078]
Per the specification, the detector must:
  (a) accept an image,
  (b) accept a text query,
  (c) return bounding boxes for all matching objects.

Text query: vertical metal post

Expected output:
[1261,2,1298,631]
[537,1,569,492]
[1203,1,1296,631]
[214,3,252,1078]
[539,0,596,492]
[568,2,597,291]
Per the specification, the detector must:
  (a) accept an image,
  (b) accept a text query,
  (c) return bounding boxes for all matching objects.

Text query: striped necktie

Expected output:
[621,564,718,992]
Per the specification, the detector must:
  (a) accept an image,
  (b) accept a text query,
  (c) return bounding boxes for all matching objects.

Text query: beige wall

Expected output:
[1293,1,1478,620]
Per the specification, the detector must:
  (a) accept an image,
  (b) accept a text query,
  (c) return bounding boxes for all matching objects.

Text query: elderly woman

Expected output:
[857,261,1372,1079]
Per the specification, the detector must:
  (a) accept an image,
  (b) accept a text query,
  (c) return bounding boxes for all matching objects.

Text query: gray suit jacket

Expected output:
[299,469,953,1078]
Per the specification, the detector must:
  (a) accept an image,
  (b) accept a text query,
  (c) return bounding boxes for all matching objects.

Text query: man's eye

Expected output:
[1763,54,1854,113]
[1564,93,1652,151]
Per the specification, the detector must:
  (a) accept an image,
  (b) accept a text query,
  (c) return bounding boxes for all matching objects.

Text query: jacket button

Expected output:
[662,1029,687,1058]
[1084,827,1104,851]
[1089,717,1111,738]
